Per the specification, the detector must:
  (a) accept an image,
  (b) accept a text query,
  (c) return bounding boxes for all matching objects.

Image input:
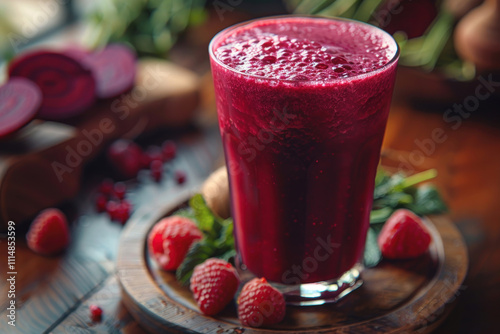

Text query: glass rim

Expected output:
[208,14,400,84]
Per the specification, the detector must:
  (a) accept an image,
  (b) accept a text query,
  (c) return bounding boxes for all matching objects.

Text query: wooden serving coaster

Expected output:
[117,194,468,334]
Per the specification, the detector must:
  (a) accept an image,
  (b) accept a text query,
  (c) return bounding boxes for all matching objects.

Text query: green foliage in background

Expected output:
[285,0,475,81]
[84,0,207,57]
[0,3,17,62]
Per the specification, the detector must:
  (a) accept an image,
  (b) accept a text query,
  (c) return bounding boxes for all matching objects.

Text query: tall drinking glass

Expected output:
[209,16,399,305]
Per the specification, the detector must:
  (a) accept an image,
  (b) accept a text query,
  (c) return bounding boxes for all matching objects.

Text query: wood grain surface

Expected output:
[116,195,467,333]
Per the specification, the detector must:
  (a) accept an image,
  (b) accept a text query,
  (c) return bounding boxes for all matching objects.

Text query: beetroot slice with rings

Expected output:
[83,44,137,99]
[61,45,91,62]
[8,50,96,120]
[0,78,42,139]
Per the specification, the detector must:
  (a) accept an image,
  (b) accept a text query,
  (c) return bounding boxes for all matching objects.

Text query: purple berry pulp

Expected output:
[210,17,399,284]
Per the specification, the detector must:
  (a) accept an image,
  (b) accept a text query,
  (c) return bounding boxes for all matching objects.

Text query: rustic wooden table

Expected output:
[1,101,499,333]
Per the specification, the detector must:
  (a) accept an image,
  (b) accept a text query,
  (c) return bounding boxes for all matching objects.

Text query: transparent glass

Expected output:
[209,15,399,305]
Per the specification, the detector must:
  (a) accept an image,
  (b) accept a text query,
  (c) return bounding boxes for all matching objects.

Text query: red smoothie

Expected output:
[210,17,398,284]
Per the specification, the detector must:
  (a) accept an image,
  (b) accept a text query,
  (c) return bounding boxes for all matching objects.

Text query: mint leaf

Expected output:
[219,249,237,263]
[215,218,234,248]
[409,184,447,215]
[370,207,393,224]
[176,194,236,285]
[176,240,216,284]
[364,227,382,268]
[189,194,222,239]
[171,207,196,220]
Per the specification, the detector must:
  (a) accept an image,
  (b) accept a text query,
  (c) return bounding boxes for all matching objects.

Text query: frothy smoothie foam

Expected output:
[210,17,398,285]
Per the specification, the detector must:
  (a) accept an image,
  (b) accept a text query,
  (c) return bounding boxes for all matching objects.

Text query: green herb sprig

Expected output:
[175,194,235,285]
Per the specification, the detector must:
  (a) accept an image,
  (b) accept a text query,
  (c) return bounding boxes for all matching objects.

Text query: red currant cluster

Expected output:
[95,180,132,225]
[96,139,187,225]
[107,139,185,184]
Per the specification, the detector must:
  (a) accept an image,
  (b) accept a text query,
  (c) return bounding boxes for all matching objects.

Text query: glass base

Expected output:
[236,260,363,306]
[276,264,363,306]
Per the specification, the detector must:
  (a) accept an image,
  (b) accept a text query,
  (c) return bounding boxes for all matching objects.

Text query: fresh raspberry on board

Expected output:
[378,209,432,259]
[190,258,240,315]
[89,304,103,322]
[26,208,70,256]
[148,216,202,271]
[237,277,286,327]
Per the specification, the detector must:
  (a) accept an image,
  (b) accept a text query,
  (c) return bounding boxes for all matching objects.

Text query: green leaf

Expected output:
[399,169,437,190]
[171,207,196,220]
[364,227,382,268]
[374,167,390,187]
[176,240,215,285]
[219,249,237,264]
[189,194,222,238]
[215,218,234,249]
[370,207,393,224]
[410,184,448,216]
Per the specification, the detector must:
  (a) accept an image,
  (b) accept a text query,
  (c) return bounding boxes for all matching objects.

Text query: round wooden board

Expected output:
[117,194,468,334]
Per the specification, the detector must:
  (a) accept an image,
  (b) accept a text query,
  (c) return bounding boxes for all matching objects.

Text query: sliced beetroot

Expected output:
[83,44,137,99]
[0,78,42,139]
[8,50,96,120]
[61,45,91,62]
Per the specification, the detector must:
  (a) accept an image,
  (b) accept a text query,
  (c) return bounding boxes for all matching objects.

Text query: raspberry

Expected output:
[113,182,126,200]
[95,194,107,213]
[175,170,186,185]
[89,304,103,322]
[150,160,163,182]
[147,216,203,271]
[378,209,432,259]
[107,139,143,179]
[238,278,285,327]
[106,200,120,221]
[98,179,114,196]
[162,140,176,161]
[26,208,70,256]
[116,200,132,225]
[190,259,240,315]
